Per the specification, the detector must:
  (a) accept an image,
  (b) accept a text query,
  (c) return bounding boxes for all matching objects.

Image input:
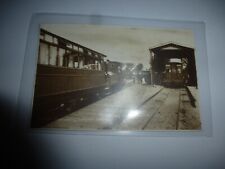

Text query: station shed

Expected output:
[149,43,198,87]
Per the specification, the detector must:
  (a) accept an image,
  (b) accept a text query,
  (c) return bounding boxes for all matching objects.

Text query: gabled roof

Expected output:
[150,42,194,53]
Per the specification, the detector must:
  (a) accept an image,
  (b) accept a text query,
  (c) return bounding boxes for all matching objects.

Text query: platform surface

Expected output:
[46,84,201,130]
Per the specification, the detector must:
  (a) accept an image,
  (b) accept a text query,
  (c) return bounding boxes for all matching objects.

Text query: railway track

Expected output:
[136,87,200,130]
[177,87,201,130]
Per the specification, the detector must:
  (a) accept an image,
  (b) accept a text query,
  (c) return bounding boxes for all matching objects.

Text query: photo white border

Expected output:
[17,13,212,137]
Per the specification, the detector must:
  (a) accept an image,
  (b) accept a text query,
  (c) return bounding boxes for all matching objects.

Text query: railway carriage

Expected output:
[31,29,124,127]
[162,59,184,87]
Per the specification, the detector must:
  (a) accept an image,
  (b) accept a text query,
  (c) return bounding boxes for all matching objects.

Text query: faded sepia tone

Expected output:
[41,24,195,69]
[31,24,201,131]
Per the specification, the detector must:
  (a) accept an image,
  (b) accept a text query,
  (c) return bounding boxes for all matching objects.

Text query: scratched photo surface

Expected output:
[31,24,201,131]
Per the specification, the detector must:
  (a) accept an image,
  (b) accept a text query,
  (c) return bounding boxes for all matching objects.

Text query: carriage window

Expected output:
[39,42,49,64]
[49,46,57,65]
[177,65,182,73]
[72,45,78,51]
[88,51,92,55]
[53,37,58,44]
[66,44,73,49]
[58,48,65,66]
[177,68,181,73]
[38,29,105,70]
[74,61,79,68]
[45,34,53,43]
[79,48,83,53]
[68,57,74,68]
[79,59,84,68]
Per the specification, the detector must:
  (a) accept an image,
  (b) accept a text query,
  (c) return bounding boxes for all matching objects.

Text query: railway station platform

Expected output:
[46,84,201,130]
[46,84,163,130]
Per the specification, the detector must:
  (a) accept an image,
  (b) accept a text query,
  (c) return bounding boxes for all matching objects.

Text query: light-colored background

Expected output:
[1,0,225,168]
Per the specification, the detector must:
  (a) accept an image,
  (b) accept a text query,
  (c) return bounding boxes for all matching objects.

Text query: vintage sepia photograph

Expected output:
[31,24,201,131]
